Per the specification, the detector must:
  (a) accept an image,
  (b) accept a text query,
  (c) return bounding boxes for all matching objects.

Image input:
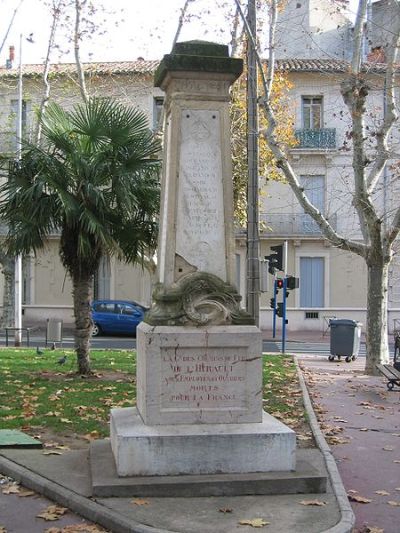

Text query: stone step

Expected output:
[90,440,327,498]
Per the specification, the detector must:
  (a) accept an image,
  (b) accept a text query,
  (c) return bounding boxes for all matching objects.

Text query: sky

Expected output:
[0,0,362,66]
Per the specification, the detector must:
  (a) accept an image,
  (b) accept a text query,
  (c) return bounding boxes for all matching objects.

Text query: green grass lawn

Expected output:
[0,349,308,444]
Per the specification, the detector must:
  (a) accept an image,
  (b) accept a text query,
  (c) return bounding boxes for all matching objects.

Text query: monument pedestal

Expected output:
[110,407,295,477]
[110,323,296,477]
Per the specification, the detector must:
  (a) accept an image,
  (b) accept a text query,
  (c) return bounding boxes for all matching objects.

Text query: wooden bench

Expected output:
[376,364,400,391]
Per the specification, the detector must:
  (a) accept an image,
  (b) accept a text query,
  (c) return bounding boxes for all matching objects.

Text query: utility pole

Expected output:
[246,0,259,326]
[15,33,23,346]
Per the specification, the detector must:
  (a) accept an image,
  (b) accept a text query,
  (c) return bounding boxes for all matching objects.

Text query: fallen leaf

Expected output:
[359,428,369,432]
[43,451,63,456]
[52,525,107,532]
[347,494,372,503]
[239,518,270,528]
[37,512,61,521]
[395,487,400,491]
[37,505,68,521]
[0,527,7,533]
[2,484,20,494]
[375,490,390,496]
[17,488,36,497]
[219,507,233,513]
[299,499,327,506]
[347,489,358,494]
[131,498,150,506]
[387,500,400,506]
[393,460,400,464]
[383,446,394,451]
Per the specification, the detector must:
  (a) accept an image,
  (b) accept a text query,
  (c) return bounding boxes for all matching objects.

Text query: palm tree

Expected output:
[0,98,160,374]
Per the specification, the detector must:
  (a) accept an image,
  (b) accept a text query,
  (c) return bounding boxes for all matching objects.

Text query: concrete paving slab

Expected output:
[1,447,92,497]
[97,490,340,533]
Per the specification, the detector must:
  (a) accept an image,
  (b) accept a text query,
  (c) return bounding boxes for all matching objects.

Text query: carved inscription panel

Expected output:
[161,347,247,410]
[176,109,226,280]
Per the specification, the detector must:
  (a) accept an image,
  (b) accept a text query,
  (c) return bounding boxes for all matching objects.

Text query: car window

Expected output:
[94,303,116,313]
[121,304,141,316]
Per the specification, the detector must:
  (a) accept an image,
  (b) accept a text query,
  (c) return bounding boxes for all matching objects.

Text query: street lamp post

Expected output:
[14,33,23,346]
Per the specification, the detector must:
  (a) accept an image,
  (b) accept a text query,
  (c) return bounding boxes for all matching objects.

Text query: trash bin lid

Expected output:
[329,318,358,327]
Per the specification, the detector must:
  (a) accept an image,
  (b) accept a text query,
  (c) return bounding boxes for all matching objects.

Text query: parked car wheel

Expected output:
[92,323,101,337]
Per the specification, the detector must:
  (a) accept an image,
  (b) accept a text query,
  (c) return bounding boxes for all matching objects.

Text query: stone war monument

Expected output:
[104,41,325,496]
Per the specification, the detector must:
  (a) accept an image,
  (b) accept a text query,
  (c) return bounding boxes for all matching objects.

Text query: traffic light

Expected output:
[287,276,299,290]
[276,278,284,290]
[265,244,283,274]
[276,302,284,318]
[270,245,283,271]
[270,298,275,309]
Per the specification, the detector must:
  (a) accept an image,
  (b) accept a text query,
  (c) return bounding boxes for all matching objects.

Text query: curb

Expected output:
[294,356,355,533]
[0,453,174,533]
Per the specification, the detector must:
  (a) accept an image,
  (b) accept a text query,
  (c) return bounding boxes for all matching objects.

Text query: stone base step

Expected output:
[90,440,327,498]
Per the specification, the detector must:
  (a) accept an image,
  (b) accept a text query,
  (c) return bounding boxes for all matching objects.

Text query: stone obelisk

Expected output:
[110,41,296,477]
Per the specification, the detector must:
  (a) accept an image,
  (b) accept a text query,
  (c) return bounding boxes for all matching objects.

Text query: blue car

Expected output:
[90,299,147,337]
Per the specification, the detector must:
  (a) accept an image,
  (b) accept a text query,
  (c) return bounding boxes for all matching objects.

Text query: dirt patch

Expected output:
[27,427,93,450]
[36,370,135,382]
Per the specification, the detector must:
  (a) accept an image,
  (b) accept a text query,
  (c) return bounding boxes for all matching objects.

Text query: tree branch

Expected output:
[236,0,367,258]
[171,0,194,49]
[0,0,24,57]
[35,0,63,145]
[74,0,88,103]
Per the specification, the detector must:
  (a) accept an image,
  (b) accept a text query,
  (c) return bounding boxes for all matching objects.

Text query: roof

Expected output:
[274,58,390,74]
[0,60,160,79]
[0,57,392,80]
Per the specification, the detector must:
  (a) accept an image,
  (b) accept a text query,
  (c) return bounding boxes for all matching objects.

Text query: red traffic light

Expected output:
[276,278,284,289]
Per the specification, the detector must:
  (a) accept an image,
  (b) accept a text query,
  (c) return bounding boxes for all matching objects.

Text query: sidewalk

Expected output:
[298,355,400,533]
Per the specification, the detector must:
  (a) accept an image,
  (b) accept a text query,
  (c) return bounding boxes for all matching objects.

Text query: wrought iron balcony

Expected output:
[294,128,336,149]
[259,212,337,237]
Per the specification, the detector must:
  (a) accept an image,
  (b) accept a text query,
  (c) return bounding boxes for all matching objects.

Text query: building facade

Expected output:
[246,0,400,333]
[0,60,163,324]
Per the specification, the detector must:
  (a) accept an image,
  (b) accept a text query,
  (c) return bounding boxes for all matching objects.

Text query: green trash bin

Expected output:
[329,318,362,363]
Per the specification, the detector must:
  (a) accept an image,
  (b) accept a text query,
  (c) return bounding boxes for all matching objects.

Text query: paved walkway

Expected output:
[299,355,400,533]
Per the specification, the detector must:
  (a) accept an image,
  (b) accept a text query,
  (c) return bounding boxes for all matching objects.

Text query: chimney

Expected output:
[6,45,15,69]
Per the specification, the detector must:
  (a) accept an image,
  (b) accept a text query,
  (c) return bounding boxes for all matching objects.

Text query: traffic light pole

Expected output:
[281,276,287,354]
[272,278,277,338]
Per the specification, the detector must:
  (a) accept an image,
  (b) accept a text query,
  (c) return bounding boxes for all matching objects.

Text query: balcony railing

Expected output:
[294,128,336,149]
[259,213,337,237]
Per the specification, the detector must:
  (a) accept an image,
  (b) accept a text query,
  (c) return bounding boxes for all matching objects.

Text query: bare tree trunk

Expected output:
[366,258,390,373]
[72,274,93,375]
[0,255,15,328]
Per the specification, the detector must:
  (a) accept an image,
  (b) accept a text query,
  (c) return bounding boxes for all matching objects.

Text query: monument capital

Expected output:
[154,40,243,89]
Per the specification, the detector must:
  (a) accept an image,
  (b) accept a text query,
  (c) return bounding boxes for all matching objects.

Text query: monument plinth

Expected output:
[110,41,296,478]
